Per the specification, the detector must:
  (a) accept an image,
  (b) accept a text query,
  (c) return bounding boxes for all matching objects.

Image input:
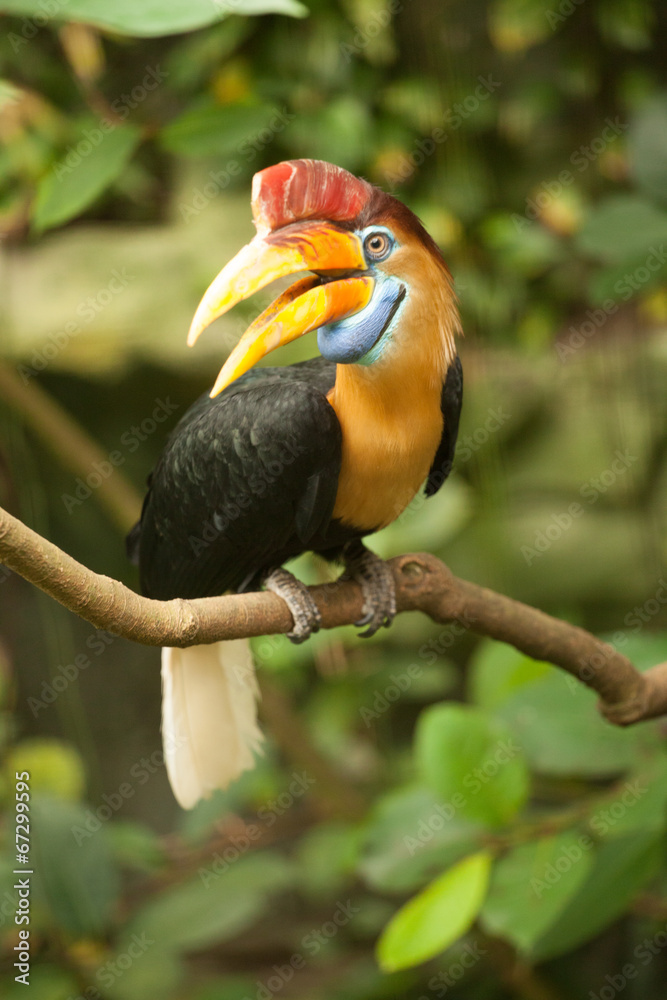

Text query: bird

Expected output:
[128,158,463,809]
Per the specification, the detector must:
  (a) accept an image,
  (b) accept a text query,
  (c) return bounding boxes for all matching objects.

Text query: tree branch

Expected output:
[1,503,666,727]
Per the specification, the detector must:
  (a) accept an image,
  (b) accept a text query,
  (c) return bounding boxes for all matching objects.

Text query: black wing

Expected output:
[133,358,345,600]
[425,354,463,498]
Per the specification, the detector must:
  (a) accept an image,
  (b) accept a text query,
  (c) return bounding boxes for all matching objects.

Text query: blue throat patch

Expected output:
[317,277,406,365]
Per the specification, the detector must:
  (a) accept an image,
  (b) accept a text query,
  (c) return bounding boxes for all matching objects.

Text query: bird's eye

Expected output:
[364,231,392,261]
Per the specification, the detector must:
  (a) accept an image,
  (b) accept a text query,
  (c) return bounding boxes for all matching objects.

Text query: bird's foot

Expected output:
[263,567,322,644]
[343,542,396,638]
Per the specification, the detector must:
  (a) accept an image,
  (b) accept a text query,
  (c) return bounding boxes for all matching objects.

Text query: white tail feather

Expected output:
[161,639,263,809]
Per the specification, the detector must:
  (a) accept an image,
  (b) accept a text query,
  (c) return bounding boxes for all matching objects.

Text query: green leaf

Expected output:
[357,785,483,894]
[191,979,257,1000]
[468,640,549,710]
[606,630,667,671]
[481,214,563,276]
[629,93,667,205]
[588,250,667,304]
[164,21,253,92]
[161,102,287,158]
[376,851,492,972]
[296,822,361,898]
[488,0,553,52]
[105,947,183,1000]
[31,794,120,937]
[33,124,142,232]
[480,830,594,953]
[532,831,663,960]
[400,662,459,700]
[4,964,79,1000]
[372,476,472,561]
[576,195,667,264]
[107,820,166,872]
[7,738,85,801]
[415,704,529,826]
[0,0,307,38]
[596,0,654,51]
[288,96,373,172]
[587,760,667,839]
[494,671,654,777]
[125,851,293,952]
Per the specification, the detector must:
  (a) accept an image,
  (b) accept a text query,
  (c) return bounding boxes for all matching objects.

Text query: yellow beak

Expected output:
[187,221,373,397]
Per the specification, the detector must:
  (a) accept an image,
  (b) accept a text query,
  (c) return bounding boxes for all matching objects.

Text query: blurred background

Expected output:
[1,0,667,997]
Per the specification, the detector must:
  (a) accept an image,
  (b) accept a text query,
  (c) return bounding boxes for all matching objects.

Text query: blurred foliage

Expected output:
[1,0,667,998]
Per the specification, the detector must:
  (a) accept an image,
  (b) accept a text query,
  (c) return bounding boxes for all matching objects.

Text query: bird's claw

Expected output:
[343,543,396,639]
[263,567,322,644]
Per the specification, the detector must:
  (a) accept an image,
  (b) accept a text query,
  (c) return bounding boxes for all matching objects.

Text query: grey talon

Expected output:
[264,567,322,644]
[342,541,397,639]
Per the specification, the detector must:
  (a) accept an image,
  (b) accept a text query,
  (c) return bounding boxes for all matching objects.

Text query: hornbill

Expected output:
[129,159,463,808]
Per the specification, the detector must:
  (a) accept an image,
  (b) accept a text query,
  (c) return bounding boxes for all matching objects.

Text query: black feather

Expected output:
[425,355,463,497]
[130,358,360,600]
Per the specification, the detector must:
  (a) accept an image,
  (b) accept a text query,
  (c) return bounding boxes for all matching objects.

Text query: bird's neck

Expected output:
[327,318,455,531]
